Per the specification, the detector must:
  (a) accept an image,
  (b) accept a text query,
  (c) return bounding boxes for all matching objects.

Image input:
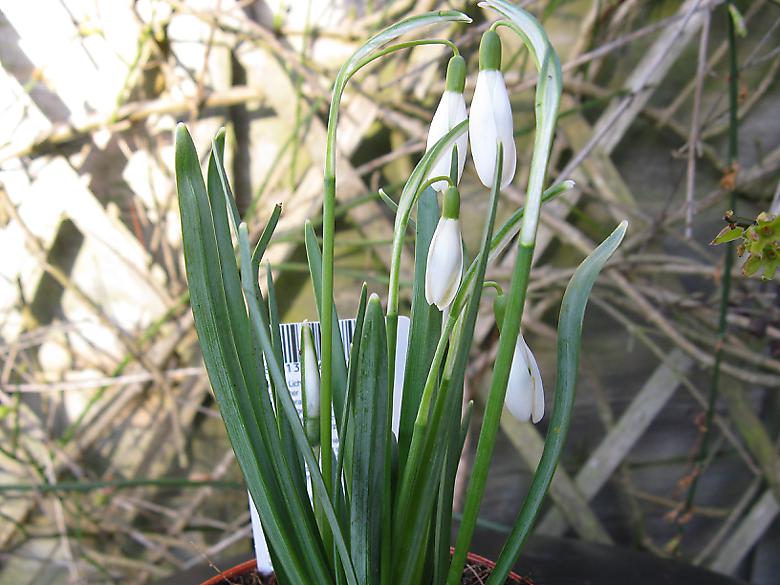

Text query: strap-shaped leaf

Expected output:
[337,284,368,500]
[434,401,473,585]
[487,221,628,584]
[267,266,306,496]
[350,295,389,585]
[397,187,441,466]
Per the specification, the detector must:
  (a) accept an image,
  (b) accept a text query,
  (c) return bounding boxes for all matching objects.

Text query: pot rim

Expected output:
[199,553,524,585]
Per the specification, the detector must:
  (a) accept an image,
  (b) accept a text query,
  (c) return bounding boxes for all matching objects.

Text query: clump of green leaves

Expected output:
[175,2,627,584]
[712,210,779,280]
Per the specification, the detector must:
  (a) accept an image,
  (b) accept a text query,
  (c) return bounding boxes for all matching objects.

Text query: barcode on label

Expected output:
[278,319,356,364]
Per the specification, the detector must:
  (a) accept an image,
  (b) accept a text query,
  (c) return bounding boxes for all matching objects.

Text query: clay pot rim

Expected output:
[199,553,524,585]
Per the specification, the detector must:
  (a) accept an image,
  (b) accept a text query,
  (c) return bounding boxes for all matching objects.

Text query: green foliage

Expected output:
[712,211,779,280]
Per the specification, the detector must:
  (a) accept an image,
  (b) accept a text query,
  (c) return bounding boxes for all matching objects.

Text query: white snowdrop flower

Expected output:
[505,332,545,424]
[300,321,320,446]
[469,30,516,190]
[425,187,463,311]
[425,55,468,192]
[493,293,544,424]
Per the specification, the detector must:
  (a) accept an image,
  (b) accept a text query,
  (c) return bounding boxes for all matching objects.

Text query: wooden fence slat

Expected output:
[500,413,614,545]
[709,490,780,574]
[538,349,693,536]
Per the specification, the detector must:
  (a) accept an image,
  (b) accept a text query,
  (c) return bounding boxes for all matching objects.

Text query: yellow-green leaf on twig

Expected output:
[711,225,744,245]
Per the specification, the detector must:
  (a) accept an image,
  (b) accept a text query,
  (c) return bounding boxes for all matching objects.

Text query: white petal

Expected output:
[425,218,463,310]
[426,91,468,191]
[505,339,532,421]
[469,70,516,190]
[518,334,544,423]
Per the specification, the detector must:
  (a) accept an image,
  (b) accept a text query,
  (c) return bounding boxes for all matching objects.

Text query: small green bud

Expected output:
[479,30,502,71]
[493,293,507,332]
[442,186,460,219]
[445,55,466,93]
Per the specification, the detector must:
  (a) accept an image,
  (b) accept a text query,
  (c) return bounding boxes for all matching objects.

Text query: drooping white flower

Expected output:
[469,31,516,190]
[505,332,544,424]
[425,187,463,310]
[300,321,320,445]
[426,56,468,191]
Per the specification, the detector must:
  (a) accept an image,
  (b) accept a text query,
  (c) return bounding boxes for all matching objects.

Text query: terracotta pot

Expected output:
[199,553,526,585]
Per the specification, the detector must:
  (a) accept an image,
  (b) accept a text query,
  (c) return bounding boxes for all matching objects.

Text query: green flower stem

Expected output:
[394,314,456,516]
[321,13,470,522]
[452,180,573,318]
[400,144,505,585]
[447,242,534,585]
[383,121,468,503]
[385,121,468,318]
[483,281,504,295]
[351,39,460,74]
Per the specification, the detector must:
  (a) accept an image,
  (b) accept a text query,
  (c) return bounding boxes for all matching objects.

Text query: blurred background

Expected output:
[0,0,778,583]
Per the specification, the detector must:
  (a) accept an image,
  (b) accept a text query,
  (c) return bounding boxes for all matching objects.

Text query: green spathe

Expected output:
[479,30,502,70]
[442,186,461,219]
[445,55,466,92]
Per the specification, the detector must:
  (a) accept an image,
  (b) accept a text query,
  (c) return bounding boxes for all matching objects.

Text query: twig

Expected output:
[685,8,711,238]
[677,2,741,540]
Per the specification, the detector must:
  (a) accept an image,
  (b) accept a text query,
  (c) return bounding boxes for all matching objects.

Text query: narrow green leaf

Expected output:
[350,295,389,585]
[210,128,241,233]
[434,401,473,585]
[337,284,368,499]
[486,221,628,585]
[268,265,307,498]
[398,187,441,466]
[253,204,283,272]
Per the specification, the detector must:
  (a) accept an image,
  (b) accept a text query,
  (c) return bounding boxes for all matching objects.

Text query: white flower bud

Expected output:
[426,91,468,191]
[470,31,516,190]
[504,333,544,423]
[301,321,320,445]
[425,186,463,311]
[425,55,468,192]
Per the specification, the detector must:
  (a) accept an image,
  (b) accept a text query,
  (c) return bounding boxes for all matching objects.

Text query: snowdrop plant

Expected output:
[174,2,627,585]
